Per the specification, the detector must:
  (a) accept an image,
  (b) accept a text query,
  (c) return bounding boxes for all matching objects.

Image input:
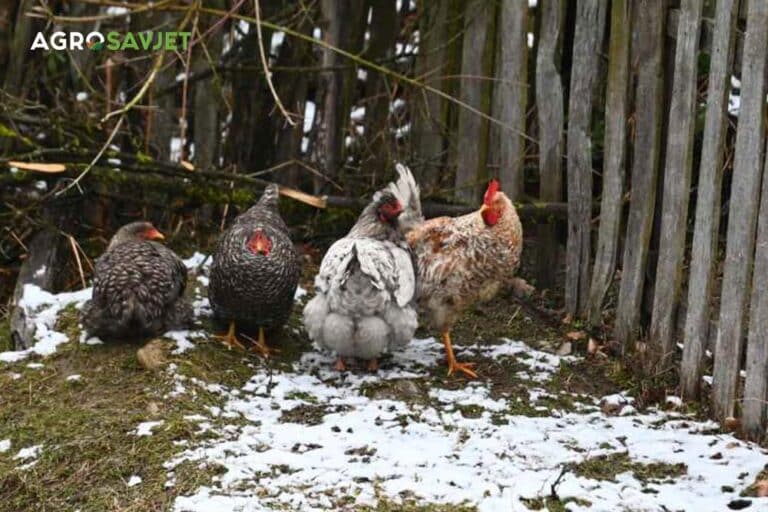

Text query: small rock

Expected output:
[723,417,741,433]
[137,339,168,371]
[555,342,572,356]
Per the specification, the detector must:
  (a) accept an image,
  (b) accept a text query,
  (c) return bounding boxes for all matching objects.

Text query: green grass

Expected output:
[570,452,687,484]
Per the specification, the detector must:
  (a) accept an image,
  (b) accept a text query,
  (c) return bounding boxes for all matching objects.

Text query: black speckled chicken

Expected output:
[208,184,301,355]
[81,221,192,340]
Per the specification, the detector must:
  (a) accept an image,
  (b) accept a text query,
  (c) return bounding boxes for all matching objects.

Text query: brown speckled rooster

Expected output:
[209,184,301,355]
[407,180,528,378]
[81,221,192,340]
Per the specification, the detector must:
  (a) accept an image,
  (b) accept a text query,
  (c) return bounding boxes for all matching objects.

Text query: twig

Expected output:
[55,116,125,196]
[550,465,569,500]
[68,235,87,289]
[102,53,164,123]
[254,0,297,127]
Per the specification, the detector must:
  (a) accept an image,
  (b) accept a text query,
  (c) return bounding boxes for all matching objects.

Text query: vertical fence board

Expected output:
[454,0,497,203]
[587,0,631,326]
[680,0,738,399]
[615,1,666,347]
[412,0,448,191]
[363,0,399,178]
[494,0,528,200]
[648,0,702,367]
[743,158,768,439]
[319,0,366,192]
[565,0,607,316]
[535,0,565,291]
[713,0,768,422]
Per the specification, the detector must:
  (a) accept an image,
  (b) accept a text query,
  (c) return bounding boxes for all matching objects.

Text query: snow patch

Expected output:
[134,421,164,437]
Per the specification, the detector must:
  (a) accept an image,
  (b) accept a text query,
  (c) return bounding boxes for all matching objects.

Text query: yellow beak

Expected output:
[147,228,165,241]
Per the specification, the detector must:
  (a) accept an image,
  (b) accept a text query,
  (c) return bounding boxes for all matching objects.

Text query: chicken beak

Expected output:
[479,204,490,214]
[146,228,165,241]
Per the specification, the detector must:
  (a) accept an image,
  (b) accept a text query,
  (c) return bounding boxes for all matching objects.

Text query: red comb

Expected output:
[483,179,501,205]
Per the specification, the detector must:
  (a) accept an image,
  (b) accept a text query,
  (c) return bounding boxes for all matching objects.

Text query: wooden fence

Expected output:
[2,0,768,437]
[415,0,767,437]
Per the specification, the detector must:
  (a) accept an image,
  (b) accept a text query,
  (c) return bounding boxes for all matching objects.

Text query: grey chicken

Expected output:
[81,221,192,339]
[303,164,422,371]
[208,184,301,355]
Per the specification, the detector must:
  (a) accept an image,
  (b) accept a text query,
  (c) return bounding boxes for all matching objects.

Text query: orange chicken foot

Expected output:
[442,330,478,378]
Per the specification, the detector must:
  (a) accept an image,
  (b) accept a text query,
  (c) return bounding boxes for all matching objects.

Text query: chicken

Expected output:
[209,184,301,355]
[406,180,525,378]
[303,164,422,372]
[81,221,192,340]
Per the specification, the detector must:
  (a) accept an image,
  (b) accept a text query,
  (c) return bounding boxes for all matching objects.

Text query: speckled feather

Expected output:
[208,184,301,332]
[81,235,191,339]
[407,191,523,331]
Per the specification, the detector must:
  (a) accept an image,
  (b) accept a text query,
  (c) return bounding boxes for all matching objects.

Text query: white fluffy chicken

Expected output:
[303,165,422,372]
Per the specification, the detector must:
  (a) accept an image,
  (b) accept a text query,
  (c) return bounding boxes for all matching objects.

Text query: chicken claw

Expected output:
[242,327,275,358]
[215,321,247,351]
[441,330,478,379]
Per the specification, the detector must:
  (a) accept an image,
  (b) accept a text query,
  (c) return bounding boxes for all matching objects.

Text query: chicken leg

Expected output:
[215,321,246,351]
[246,327,273,358]
[442,330,478,378]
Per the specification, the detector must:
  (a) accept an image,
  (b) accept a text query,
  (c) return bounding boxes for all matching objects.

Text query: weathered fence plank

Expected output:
[587,0,631,326]
[565,0,607,317]
[615,0,666,347]
[743,154,768,439]
[648,0,702,368]
[712,0,768,422]
[535,0,565,291]
[318,0,366,192]
[493,0,528,201]
[412,0,457,193]
[454,0,497,203]
[363,0,399,178]
[680,0,738,400]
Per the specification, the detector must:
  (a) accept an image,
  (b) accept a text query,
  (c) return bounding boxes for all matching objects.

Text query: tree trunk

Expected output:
[535,0,565,291]
[615,0,666,348]
[648,0,702,369]
[713,0,768,423]
[680,0,738,400]
[564,0,607,317]
[587,0,631,327]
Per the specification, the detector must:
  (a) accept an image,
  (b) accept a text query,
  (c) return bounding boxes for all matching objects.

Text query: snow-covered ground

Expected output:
[3,253,768,511]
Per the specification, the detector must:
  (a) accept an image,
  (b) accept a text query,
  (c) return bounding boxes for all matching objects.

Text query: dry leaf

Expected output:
[556,341,572,356]
[8,161,66,173]
[566,330,587,341]
[180,160,195,171]
[562,313,574,324]
[587,338,599,354]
